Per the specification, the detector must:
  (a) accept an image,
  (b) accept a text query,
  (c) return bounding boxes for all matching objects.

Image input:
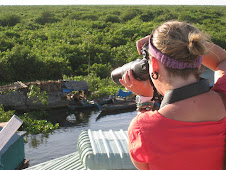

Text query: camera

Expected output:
[111,42,150,85]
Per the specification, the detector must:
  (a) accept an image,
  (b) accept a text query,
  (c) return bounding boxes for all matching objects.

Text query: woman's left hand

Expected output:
[119,69,153,97]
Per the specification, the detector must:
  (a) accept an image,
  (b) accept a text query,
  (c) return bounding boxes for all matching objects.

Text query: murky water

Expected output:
[25,68,214,167]
[25,109,137,166]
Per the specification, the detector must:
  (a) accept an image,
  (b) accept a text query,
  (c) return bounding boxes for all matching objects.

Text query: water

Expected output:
[25,109,137,166]
[25,68,214,166]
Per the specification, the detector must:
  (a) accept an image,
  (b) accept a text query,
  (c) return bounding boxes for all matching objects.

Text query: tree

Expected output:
[90,63,112,79]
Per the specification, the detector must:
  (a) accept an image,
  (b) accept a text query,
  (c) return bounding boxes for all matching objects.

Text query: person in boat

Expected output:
[119,20,226,170]
[71,91,87,105]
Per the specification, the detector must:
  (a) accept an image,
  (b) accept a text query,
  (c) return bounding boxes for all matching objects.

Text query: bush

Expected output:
[0,39,14,51]
[68,13,80,20]
[25,22,42,30]
[103,15,120,23]
[81,14,98,21]
[140,13,154,22]
[90,63,112,79]
[5,31,20,38]
[21,112,59,134]
[0,14,21,26]
[0,45,42,82]
[0,105,59,134]
[120,8,141,22]
[35,11,59,25]
[41,56,71,80]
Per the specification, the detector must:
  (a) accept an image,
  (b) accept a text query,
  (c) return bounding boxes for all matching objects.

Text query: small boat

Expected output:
[67,102,98,110]
[102,99,136,112]
[95,98,136,121]
[67,98,113,110]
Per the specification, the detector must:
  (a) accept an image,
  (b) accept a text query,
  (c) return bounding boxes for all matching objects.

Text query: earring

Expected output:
[151,71,159,80]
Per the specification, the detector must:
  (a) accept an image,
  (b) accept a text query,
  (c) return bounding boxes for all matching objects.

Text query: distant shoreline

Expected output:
[1,4,226,6]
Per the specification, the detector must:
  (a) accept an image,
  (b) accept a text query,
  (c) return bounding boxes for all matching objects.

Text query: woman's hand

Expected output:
[136,35,151,55]
[119,70,153,97]
[119,35,153,97]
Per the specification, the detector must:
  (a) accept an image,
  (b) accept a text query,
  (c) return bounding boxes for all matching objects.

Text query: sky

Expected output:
[0,0,225,6]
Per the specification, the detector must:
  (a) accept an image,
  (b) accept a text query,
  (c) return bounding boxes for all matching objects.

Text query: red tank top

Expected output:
[128,75,226,170]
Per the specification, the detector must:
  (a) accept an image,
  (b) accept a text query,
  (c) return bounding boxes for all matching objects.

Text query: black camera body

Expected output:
[111,42,150,85]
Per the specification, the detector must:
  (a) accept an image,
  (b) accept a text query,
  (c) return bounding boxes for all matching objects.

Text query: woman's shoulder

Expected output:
[128,111,160,130]
[159,90,226,122]
[136,110,159,121]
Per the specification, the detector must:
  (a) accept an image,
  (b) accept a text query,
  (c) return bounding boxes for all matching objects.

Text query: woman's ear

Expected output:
[150,57,159,73]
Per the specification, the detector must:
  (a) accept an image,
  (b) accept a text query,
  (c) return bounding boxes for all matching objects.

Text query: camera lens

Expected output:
[111,42,149,84]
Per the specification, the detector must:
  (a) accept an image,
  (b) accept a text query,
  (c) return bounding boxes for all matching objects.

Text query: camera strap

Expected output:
[160,78,210,109]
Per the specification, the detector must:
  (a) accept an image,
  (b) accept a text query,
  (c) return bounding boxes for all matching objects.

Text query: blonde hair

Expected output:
[152,21,209,79]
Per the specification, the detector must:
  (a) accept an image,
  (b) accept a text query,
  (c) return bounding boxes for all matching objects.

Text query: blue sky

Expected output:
[1,0,226,5]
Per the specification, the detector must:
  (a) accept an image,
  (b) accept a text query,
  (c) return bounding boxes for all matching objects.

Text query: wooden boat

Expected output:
[95,99,136,121]
[67,98,113,110]
[102,99,136,112]
[67,102,98,110]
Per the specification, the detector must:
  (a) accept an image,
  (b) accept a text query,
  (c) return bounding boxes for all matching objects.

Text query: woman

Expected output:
[119,21,226,170]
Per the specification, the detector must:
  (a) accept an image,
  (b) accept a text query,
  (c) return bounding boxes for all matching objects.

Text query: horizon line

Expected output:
[1,4,226,6]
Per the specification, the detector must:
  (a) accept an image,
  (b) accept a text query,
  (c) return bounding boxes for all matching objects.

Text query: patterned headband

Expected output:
[148,34,202,69]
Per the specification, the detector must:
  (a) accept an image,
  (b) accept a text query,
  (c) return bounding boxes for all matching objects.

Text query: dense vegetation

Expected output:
[0,5,225,84]
[0,105,59,134]
[0,5,225,134]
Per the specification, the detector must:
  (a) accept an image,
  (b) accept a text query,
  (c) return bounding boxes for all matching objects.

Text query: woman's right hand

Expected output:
[119,70,153,97]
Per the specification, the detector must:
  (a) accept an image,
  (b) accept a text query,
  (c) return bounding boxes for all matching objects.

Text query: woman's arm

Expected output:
[202,42,226,81]
[202,42,226,71]
[129,140,149,170]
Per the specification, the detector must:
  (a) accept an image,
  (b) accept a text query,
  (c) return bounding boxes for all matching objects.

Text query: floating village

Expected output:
[0,80,136,169]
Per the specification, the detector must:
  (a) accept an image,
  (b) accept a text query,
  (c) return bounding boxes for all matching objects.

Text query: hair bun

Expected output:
[153,21,209,62]
[188,33,206,57]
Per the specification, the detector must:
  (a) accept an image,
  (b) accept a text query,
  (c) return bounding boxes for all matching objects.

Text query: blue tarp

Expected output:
[63,88,87,93]
[117,88,132,98]
[63,88,74,93]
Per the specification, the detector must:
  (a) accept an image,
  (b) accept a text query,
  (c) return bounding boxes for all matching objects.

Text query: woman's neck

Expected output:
[161,75,199,96]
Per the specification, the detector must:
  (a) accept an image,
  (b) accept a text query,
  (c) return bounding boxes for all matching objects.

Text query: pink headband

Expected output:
[149,34,202,69]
